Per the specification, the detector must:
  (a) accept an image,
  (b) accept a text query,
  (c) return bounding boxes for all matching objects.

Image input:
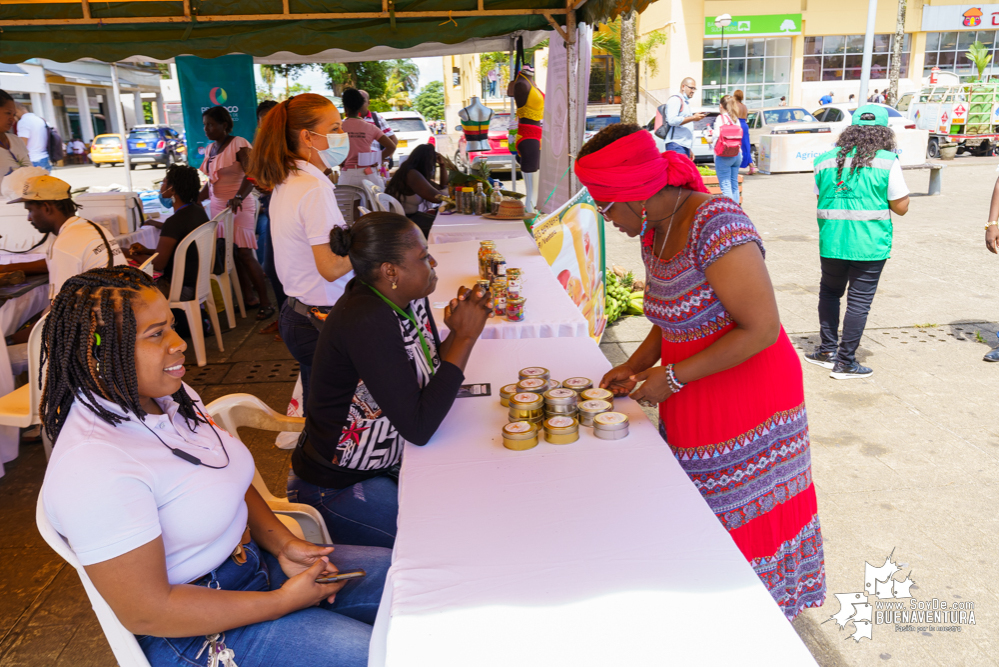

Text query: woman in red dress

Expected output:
[576,124,825,620]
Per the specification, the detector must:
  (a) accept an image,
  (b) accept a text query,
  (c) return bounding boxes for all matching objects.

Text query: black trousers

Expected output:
[818,257,887,365]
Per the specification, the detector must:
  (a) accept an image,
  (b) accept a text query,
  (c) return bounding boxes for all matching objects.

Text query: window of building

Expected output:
[803,34,910,82]
[924,30,999,78]
[701,37,792,108]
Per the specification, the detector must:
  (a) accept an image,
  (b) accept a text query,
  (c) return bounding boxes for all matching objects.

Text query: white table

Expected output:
[429,237,589,339]
[370,337,816,667]
[428,212,534,244]
[115,225,160,250]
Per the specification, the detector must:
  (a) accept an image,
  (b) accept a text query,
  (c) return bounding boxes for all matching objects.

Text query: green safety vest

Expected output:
[813,148,897,261]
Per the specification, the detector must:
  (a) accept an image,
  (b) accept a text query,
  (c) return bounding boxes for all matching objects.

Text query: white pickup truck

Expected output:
[897,83,999,158]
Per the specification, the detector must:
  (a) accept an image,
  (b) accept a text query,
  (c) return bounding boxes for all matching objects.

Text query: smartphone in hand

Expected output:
[315,569,366,584]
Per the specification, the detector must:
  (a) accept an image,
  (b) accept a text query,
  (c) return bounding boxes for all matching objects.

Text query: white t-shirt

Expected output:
[16,112,48,162]
[270,160,353,307]
[0,133,30,188]
[43,384,254,585]
[48,216,127,300]
[813,158,910,201]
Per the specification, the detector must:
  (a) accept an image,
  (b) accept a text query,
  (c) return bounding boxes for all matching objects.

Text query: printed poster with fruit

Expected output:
[532,188,607,341]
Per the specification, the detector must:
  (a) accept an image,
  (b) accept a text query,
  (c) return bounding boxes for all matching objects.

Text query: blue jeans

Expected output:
[259,195,287,309]
[714,150,742,205]
[663,142,692,158]
[32,156,51,172]
[279,302,319,409]
[137,540,390,667]
[288,470,398,548]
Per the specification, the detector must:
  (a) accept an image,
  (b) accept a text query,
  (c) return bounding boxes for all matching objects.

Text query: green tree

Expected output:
[591,18,669,79]
[966,40,993,82]
[386,59,420,94]
[261,64,313,99]
[412,80,444,120]
[320,62,389,101]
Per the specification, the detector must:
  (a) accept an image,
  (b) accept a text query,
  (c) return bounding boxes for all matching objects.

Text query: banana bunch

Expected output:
[606,271,644,324]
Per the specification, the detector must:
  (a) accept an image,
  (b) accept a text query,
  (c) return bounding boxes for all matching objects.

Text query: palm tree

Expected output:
[386,59,420,94]
[966,41,993,82]
[591,17,669,122]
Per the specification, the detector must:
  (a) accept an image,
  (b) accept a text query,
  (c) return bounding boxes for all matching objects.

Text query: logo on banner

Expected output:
[828,549,976,642]
[209,87,228,106]
[780,18,798,32]
[963,7,984,26]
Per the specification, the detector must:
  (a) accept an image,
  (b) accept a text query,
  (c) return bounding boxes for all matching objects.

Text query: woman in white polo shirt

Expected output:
[41,267,390,667]
[248,93,353,407]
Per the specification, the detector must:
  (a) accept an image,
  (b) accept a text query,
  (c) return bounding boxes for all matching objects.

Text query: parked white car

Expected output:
[380,111,434,163]
[645,107,719,163]
[802,103,915,131]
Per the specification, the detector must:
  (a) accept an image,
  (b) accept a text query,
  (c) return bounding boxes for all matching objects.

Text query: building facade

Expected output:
[639,0,999,114]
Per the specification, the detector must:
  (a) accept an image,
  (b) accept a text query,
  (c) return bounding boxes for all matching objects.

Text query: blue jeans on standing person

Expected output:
[137,540,390,667]
[287,470,399,548]
[279,302,319,408]
[32,156,51,172]
[258,194,287,309]
[663,142,692,159]
[714,150,742,205]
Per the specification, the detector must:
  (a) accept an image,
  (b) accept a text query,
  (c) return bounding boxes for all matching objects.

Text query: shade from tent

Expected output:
[0,0,651,64]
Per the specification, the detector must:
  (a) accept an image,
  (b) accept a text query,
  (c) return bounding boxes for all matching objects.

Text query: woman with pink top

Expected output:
[338,88,395,190]
[199,106,274,320]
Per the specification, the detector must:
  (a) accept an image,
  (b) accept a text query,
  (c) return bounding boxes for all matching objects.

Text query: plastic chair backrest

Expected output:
[376,193,406,216]
[334,185,365,225]
[138,253,158,276]
[29,312,47,423]
[212,209,236,279]
[167,217,219,304]
[361,180,383,210]
[358,206,371,216]
[35,492,152,667]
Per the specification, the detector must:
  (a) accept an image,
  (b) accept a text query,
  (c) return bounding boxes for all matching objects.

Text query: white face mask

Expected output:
[311,131,349,168]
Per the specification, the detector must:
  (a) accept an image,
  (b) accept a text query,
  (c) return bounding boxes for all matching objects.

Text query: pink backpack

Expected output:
[714,117,743,157]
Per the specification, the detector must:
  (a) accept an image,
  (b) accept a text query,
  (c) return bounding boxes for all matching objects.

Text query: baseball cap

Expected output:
[852,104,889,127]
[7,175,72,204]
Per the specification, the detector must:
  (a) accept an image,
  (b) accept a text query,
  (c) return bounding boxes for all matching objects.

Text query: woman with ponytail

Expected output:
[286,212,492,548]
[576,124,826,621]
[248,93,352,407]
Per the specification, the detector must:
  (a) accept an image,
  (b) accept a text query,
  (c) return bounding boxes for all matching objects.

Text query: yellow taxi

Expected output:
[88,134,124,166]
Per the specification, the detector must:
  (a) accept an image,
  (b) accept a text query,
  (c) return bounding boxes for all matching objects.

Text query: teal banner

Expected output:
[176,54,257,166]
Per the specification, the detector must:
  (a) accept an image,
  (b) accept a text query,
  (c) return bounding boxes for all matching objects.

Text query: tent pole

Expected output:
[509,36,518,192]
[110,63,133,192]
[566,7,578,196]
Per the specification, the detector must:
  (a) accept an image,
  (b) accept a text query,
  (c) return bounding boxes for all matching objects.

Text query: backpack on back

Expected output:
[714,119,743,157]
[45,123,65,163]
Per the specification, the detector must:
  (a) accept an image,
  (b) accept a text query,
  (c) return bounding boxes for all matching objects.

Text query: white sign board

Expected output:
[758,129,929,173]
[921,4,999,30]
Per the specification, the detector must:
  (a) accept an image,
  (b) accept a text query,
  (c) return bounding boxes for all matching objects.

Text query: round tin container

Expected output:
[547,379,562,390]
[562,377,593,393]
[499,383,519,407]
[578,399,613,426]
[580,387,614,403]
[502,421,540,450]
[517,378,548,393]
[544,415,580,444]
[508,392,544,423]
[544,388,579,415]
[593,412,630,440]
[519,367,550,381]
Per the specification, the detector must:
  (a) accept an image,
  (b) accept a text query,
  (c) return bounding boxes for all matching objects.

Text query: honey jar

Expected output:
[506,268,523,297]
[580,387,614,403]
[593,412,630,440]
[543,415,580,444]
[578,399,612,426]
[499,383,519,407]
[544,388,579,415]
[518,367,550,381]
[507,297,526,322]
[502,421,540,450]
[508,392,544,423]
[562,377,593,394]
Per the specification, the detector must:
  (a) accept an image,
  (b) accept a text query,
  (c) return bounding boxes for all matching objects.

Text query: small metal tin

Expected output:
[544,388,579,415]
[547,379,561,390]
[499,383,519,407]
[562,377,593,393]
[519,367,550,381]
[578,399,613,426]
[508,391,545,422]
[593,412,630,440]
[580,387,614,403]
[517,378,548,393]
[544,415,580,444]
[502,421,540,450]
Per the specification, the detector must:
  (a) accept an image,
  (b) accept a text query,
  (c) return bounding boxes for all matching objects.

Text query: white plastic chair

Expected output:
[206,393,331,544]
[138,253,158,276]
[210,209,246,329]
[0,312,47,431]
[376,192,406,216]
[358,206,371,216]
[361,179,383,211]
[335,184,366,225]
[168,217,224,367]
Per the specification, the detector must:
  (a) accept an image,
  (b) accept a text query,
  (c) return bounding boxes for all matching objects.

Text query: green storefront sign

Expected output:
[176,54,258,165]
[704,14,802,38]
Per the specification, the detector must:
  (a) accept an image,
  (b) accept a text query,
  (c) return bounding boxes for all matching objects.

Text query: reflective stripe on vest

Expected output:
[814,148,896,260]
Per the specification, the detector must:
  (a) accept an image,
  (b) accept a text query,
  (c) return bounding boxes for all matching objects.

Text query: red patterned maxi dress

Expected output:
[642,197,826,620]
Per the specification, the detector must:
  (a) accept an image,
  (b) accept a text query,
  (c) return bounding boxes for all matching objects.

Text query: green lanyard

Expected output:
[363,282,436,376]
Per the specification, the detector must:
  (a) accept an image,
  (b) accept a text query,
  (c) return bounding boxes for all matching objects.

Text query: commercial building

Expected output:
[639,1,999,114]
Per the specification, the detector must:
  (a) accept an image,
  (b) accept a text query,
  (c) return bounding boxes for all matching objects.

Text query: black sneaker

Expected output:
[830,361,873,380]
[984,348,999,362]
[804,350,836,369]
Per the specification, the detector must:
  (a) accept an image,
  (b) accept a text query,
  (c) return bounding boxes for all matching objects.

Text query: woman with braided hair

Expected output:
[40,266,390,667]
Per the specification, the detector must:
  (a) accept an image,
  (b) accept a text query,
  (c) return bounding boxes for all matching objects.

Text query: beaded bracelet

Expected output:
[664,364,686,394]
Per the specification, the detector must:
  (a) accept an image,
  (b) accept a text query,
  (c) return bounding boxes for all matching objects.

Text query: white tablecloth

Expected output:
[428,212,533,244]
[370,337,816,667]
[115,225,160,250]
[428,237,589,339]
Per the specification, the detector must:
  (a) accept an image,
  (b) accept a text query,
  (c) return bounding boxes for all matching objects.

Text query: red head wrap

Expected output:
[574,130,709,202]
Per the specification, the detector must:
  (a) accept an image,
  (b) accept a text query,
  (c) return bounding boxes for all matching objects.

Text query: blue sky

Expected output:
[255,57,444,97]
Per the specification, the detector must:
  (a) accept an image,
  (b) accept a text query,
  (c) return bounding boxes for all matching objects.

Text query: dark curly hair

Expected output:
[342,88,365,116]
[834,124,897,180]
[578,123,643,159]
[40,267,205,443]
[386,143,437,200]
[163,164,201,204]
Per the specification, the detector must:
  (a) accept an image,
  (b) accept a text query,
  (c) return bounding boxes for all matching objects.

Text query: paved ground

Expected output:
[1,156,997,665]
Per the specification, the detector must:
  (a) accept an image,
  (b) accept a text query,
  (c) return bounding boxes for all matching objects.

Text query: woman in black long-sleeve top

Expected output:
[287,212,492,547]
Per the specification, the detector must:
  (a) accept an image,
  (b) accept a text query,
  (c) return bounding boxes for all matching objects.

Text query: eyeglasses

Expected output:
[598,201,615,219]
